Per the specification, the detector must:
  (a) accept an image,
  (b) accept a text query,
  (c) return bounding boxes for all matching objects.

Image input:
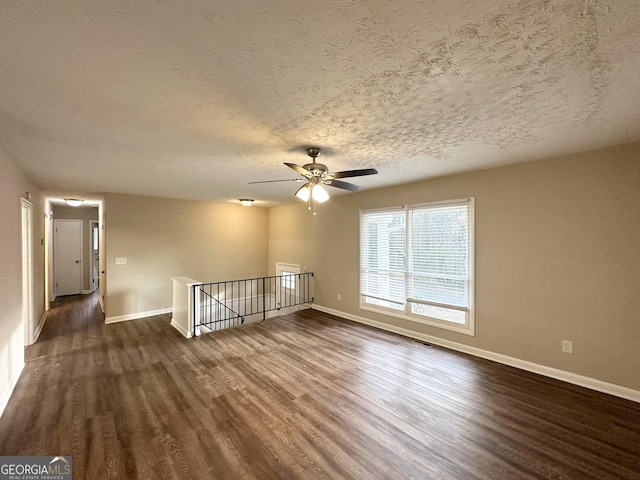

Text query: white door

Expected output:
[54,219,83,296]
[276,263,300,315]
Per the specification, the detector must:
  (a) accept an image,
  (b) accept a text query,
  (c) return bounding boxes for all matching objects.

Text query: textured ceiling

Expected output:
[1,0,639,206]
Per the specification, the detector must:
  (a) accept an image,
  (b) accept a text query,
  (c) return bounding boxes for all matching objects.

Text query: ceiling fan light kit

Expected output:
[295,183,329,203]
[294,184,311,202]
[251,147,378,215]
[311,184,329,203]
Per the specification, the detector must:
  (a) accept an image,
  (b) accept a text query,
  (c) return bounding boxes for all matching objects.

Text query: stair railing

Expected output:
[192,272,314,337]
[197,288,245,332]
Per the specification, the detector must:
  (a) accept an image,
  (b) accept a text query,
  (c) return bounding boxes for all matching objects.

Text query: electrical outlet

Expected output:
[562,340,573,354]
[337,294,342,301]
[115,257,128,265]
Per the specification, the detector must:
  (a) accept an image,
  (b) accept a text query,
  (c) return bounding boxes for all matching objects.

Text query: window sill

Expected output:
[359,304,475,336]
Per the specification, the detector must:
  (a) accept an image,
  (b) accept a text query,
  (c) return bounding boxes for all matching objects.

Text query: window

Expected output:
[280,271,296,290]
[360,198,474,335]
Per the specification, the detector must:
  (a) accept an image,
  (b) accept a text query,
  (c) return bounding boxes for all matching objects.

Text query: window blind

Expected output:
[360,208,406,304]
[407,203,469,309]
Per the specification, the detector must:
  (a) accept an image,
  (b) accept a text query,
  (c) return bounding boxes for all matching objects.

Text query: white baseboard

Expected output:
[170,318,192,338]
[313,305,640,404]
[0,363,24,420]
[105,307,172,324]
[82,289,93,295]
[33,312,47,343]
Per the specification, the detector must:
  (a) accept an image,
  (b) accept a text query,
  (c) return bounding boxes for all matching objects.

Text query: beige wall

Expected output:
[52,206,99,292]
[267,202,319,276]
[0,147,45,411]
[268,142,640,391]
[104,194,269,319]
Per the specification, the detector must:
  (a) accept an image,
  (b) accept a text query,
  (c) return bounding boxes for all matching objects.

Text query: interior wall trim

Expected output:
[33,312,47,344]
[0,363,24,419]
[170,317,190,338]
[313,305,640,404]
[105,307,172,324]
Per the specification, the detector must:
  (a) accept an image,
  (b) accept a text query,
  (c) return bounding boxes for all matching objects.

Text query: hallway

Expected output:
[0,294,183,478]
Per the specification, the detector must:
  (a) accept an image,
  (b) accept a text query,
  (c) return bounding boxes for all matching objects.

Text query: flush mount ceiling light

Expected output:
[239,198,254,207]
[64,198,84,207]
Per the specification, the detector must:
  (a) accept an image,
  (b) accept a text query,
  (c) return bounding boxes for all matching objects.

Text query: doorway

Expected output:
[54,219,83,296]
[21,199,34,345]
[275,262,301,315]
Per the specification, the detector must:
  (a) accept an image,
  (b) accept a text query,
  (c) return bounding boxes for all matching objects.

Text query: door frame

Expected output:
[90,220,99,292]
[21,199,34,346]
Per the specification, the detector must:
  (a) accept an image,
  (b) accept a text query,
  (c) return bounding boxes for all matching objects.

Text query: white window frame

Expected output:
[359,198,475,336]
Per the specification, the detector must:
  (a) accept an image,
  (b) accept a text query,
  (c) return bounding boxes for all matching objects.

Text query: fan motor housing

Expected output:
[303,163,328,176]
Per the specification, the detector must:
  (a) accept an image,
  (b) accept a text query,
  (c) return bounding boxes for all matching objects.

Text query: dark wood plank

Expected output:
[0,294,639,479]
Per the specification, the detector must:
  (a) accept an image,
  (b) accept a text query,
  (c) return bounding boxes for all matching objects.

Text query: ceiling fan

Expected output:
[250,147,378,214]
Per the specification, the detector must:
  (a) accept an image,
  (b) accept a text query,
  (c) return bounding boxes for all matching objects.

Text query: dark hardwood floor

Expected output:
[1,294,639,479]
